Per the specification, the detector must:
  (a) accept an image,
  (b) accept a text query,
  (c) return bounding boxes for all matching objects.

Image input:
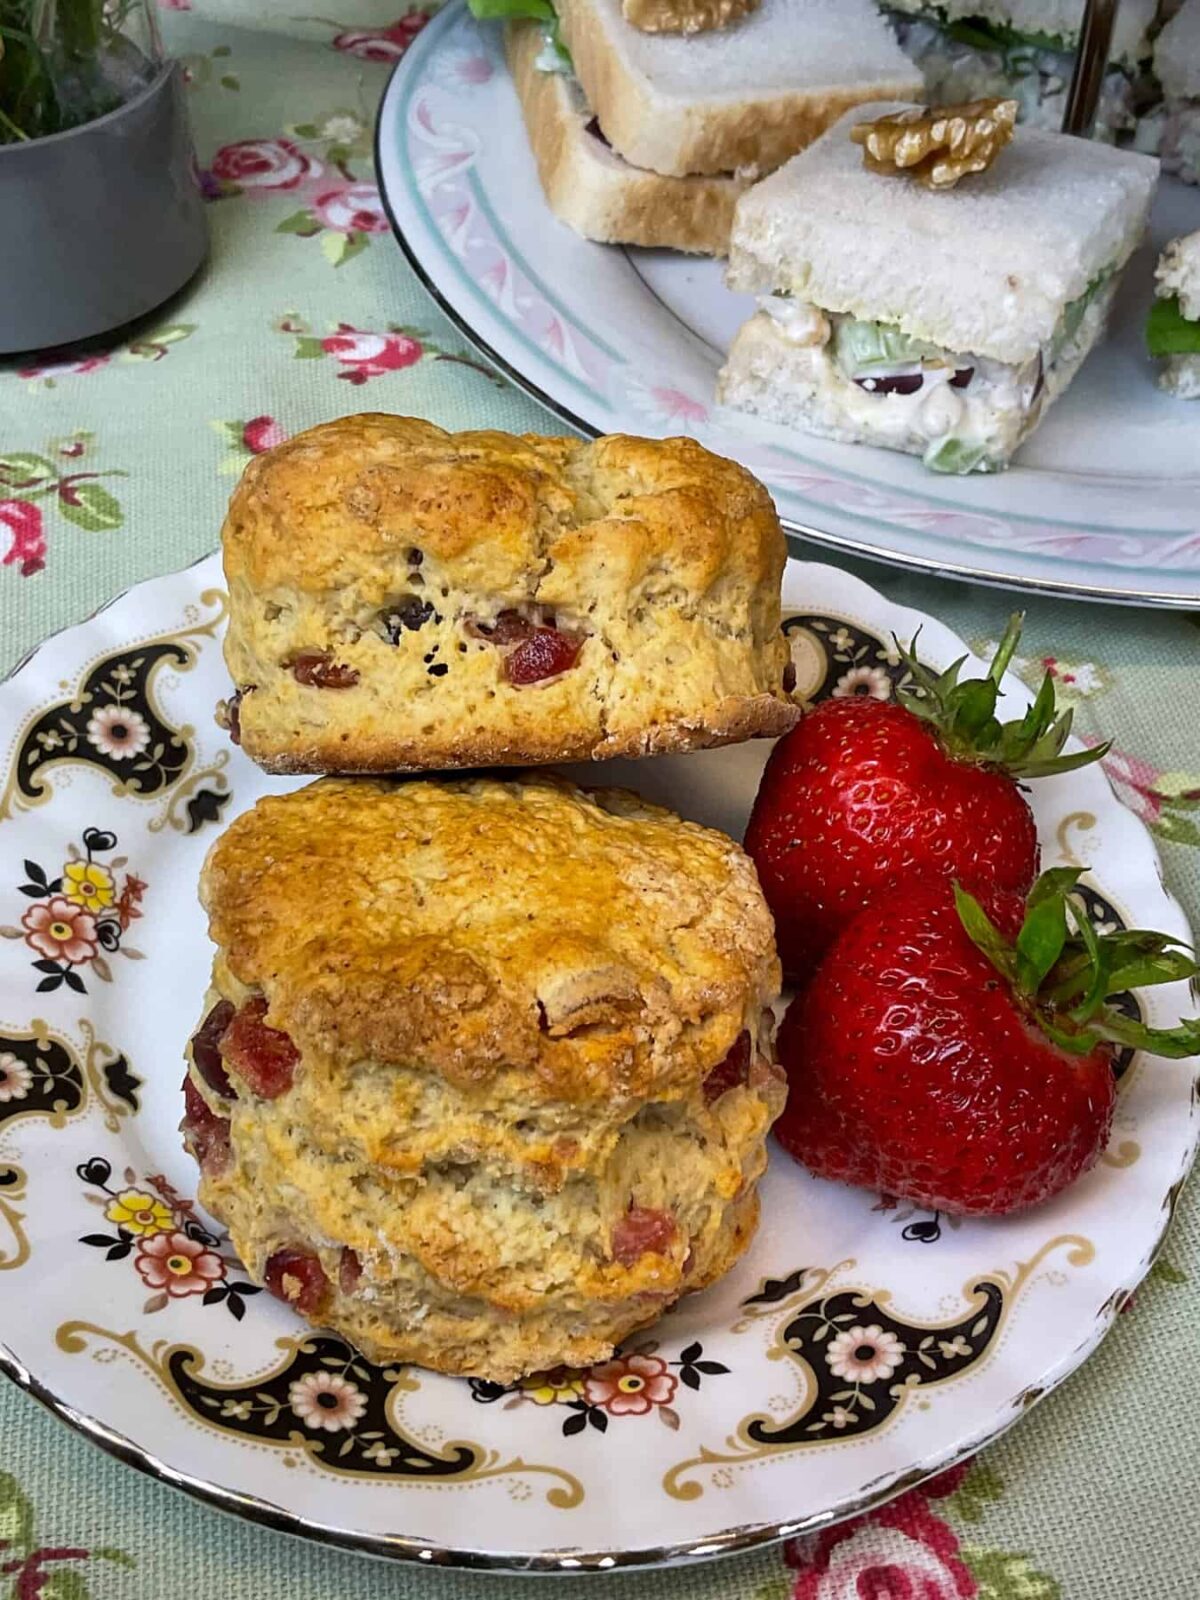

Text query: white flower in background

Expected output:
[821,1404,857,1430]
[0,1052,32,1103]
[85,705,150,761]
[288,1370,367,1432]
[321,114,364,143]
[832,665,892,701]
[826,1324,905,1385]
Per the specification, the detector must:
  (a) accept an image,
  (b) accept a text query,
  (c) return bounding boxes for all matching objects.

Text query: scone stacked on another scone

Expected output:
[220,414,798,774]
[183,773,786,1382]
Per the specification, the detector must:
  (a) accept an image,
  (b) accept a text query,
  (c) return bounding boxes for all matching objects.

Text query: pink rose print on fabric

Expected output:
[211,416,290,474]
[16,352,110,382]
[311,183,388,235]
[786,1465,978,1600]
[1100,744,1200,850]
[210,138,322,191]
[242,417,287,454]
[1,501,46,577]
[317,325,425,384]
[329,12,430,61]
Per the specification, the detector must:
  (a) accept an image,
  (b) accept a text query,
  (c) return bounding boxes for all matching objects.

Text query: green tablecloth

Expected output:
[1,7,1198,1596]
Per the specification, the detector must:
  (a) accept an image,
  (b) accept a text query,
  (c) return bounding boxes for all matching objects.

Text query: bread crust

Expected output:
[556,0,922,176]
[507,21,747,254]
[188,774,787,1380]
[222,414,799,774]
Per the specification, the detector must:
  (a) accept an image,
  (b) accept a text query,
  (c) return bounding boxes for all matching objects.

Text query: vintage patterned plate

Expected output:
[375,1,1200,608]
[0,552,1195,1573]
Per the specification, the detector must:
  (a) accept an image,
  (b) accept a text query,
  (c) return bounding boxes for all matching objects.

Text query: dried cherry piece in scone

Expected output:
[289,650,360,689]
[339,1247,363,1295]
[220,996,300,1099]
[505,627,583,685]
[190,999,236,1099]
[612,1205,678,1266]
[181,1076,232,1176]
[466,609,535,645]
[265,1247,330,1316]
[703,1030,752,1104]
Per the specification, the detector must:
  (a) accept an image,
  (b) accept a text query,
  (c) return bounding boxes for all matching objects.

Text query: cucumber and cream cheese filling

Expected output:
[753,271,1117,474]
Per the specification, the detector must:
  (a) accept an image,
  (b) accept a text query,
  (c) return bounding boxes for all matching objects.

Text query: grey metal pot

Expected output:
[0,60,207,356]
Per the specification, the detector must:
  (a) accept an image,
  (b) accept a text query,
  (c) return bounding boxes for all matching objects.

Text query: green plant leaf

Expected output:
[290,121,320,138]
[961,1548,1061,1600]
[0,1470,35,1554]
[946,1461,1004,1524]
[1149,1258,1188,1286]
[0,451,55,488]
[58,482,122,531]
[1154,812,1200,848]
[220,74,240,90]
[293,336,327,360]
[41,1570,89,1600]
[321,229,369,267]
[276,209,322,237]
[92,1547,137,1568]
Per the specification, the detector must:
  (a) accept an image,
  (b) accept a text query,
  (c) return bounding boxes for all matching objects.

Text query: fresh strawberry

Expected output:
[745,616,1109,981]
[775,869,1200,1216]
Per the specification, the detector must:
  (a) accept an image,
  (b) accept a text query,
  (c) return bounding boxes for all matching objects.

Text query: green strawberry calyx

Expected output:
[954,868,1200,1059]
[896,612,1111,779]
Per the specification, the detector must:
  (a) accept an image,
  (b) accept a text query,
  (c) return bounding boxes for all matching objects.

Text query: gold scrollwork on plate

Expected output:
[663,1235,1094,1500]
[0,589,228,826]
[0,1019,140,1137]
[0,1164,29,1271]
[55,1323,583,1505]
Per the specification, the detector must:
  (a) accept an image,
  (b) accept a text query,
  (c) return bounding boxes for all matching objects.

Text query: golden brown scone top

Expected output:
[221,413,784,613]
[201,774,780,1106]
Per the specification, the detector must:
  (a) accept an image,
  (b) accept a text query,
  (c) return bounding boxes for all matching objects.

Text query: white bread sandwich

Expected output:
[883,0,1158,141]
[1150,0,1200,184]
[1148,231,1200,398]
[504,19,750,254]
[471,0,922,254]
[718,102,1159,473]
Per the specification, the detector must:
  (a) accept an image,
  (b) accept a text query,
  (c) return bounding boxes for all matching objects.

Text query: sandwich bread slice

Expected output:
[505,19,749,254]
[1148,231,1200,398]
[719,102,1158,473]
[551,0,924,178]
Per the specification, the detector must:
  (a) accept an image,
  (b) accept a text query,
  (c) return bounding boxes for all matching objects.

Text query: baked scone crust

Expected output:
[221,415,798,774]
[186,774,787,1382]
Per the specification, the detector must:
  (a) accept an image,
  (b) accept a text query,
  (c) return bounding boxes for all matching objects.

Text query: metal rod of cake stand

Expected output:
[1062,0,1120,136]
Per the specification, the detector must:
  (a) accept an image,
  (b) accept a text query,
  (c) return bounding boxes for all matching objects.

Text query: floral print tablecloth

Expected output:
[1,5,1199,1596]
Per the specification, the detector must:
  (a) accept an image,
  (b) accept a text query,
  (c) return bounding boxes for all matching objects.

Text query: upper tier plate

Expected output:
[376,1,1200,607]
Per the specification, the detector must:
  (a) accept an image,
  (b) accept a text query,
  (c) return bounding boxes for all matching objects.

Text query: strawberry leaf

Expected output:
[953,885,1016,985]
[896,614,1108,780]
[1015,891,1070,994]
[957,869,1200,1062]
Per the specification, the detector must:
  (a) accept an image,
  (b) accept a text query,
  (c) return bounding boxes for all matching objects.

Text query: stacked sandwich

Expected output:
[473,0,922,255]
[881,0,1158,141]
[718,101,1159,473]
[1149,230,1200,397]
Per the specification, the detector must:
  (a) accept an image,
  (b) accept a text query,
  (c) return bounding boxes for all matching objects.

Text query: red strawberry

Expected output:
[746,616,1108,981]
[775,870,1200,1216]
